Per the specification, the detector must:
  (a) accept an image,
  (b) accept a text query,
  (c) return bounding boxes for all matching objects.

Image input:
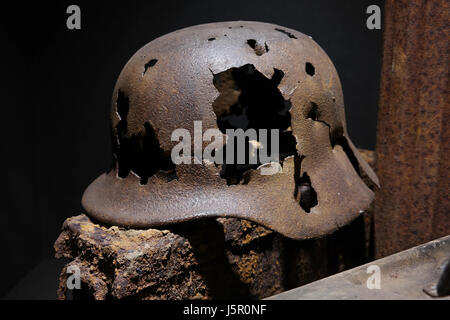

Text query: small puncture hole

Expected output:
[307,102,319,120]
[247,39,257,49]
[297,172,318,213]
[305,62,315,76]
[246,39,268,56]
[143,59,158,76]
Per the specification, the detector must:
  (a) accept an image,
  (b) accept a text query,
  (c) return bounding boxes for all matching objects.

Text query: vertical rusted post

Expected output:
[375,0,449,257]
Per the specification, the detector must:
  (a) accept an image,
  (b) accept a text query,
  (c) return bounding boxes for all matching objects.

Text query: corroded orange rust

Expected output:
[375,0,450,257]
[55,214,284,299]
[55,210,373,299]
[82,21,379,240]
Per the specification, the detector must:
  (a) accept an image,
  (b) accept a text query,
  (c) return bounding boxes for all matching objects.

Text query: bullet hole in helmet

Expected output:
[307,102,319,120]
[114,89,176,184]
[307,101,333,130]
[305,62,315,76]
[246,39,269,56]
[116,89,129,120]
[247,39,256,49]
[143,59,158,76]
[293,155,318,213]
[274,28,297,39]
[109,124,119,172]
[212,64,297,185]
[296,172,318,213]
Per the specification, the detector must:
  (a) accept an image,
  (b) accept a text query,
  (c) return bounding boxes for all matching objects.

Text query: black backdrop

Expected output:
[0,0,383,296]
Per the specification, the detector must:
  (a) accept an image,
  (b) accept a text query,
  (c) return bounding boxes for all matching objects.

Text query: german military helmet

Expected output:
[82,21,379,239]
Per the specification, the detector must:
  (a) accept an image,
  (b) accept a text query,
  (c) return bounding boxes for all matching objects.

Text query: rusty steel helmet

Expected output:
[82,21,379,240]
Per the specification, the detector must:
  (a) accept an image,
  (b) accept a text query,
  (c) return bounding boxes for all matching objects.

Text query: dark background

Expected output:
[0,0,383,298]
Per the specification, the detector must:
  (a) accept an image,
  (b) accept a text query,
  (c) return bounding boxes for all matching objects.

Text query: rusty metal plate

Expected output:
[375,0,450,256]
[268,235,450,299]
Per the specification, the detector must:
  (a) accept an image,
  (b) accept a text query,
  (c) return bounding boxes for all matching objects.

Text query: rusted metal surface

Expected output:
[55,214,284,299]
[55,208,373,300]
[82,21,379,240]
[268,235,450,300]
[375,1,450,257]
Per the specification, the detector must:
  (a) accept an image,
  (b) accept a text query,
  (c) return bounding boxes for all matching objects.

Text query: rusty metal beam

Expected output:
[375,0,449,257]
